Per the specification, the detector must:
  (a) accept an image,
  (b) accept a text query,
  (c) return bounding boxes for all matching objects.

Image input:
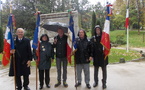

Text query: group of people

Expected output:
[9,25,109,90]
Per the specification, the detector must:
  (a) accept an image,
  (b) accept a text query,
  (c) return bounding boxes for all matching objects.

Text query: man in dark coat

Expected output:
[9,28,32,90]
[53,27,68,87]
[90,25,108,89]
[74,30,92,89]
[33,34,54,89]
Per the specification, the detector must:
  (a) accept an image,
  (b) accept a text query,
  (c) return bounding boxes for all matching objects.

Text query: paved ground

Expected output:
[0,60,145,90]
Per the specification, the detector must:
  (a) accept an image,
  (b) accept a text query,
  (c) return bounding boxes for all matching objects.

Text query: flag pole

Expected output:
[127,26,129,52]
[12,51,16,90]
[10,1,16,90]
[35,8,39,90]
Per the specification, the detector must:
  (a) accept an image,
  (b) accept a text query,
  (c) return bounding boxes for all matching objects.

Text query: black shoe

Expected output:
[93,82,98,87]
[103,84,107,89]
[39,86,43,89]
[86,84,91,89]
[54,81,61,87]
[63,82,68,87]
[46,84,50,88]
[16,88,22,90]
[75,83,81,87]
[24,86,30,90]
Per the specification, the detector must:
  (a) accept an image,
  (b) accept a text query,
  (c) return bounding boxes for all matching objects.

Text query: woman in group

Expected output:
[33,34,54,89]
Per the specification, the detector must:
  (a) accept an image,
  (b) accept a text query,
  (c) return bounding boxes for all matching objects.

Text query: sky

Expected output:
[1,0,116,5]
[88,0,116,5]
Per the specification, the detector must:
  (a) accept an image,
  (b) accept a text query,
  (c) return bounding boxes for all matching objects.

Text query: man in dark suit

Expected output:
[9,28,32,90]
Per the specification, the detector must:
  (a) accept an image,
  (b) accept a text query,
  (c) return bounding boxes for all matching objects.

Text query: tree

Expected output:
[0,27,3,53]
[112,14,125,29]
[92,2,105,28]
[91,11,96,36]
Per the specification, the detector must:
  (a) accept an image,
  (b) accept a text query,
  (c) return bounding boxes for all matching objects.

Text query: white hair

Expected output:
[16,28,25,33]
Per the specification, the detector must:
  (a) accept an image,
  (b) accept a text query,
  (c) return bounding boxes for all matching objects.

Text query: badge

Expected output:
[94,38,96,42]
[43,48,45,51]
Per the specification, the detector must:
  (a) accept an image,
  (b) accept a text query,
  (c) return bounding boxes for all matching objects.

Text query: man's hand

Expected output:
[89,57,93,61]
[27,60,31,67]
[51,59,54,63]
[54,38,57,44]
[10,50,15,54]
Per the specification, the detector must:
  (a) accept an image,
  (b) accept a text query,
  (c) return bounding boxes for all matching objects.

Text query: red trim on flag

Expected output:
[101,32,111,59]
[36,41,40,65]
[2,39,10,66]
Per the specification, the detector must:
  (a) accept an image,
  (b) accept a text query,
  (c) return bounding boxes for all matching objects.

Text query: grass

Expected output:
[0,54,2,61]
[109,48,141,63]
[110,30,145,48]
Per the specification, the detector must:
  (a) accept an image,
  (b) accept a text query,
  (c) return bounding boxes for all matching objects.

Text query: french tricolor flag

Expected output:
[67,14,76,64]
[32,12,41,64]
[125,2,129,29]
[101,2,112,59]
[2,14,15,66]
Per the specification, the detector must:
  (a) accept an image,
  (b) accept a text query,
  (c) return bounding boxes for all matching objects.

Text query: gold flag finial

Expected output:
[10,1,12,13]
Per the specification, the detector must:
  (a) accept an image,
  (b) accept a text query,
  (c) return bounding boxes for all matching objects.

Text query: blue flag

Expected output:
[32,13,40,49]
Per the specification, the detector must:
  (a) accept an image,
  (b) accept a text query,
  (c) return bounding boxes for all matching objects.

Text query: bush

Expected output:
[115,34,126,45]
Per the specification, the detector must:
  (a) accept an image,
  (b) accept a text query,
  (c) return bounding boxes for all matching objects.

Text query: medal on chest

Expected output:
[42,46,45,51]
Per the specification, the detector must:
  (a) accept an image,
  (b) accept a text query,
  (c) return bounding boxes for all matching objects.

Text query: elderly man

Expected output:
[9,28,32,90]
[53,27,68,87]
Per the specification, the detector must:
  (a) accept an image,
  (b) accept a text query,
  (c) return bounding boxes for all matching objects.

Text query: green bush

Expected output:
[115,34,126,45]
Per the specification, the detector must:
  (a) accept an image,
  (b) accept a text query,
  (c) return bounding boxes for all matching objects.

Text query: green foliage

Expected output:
[112,14,125,29]
[115,34,126,45]
[91,11,96,36]
[0,27,3,53]
[110,30,126,44]
[110,30,145,47]
[0,53,2,61]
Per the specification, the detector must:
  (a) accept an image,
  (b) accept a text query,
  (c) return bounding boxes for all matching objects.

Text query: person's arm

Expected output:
[53,36,57,48]
[88,38,94,61]
[32,49,37,60]
[27,39,32,67]
[51,44,54,59]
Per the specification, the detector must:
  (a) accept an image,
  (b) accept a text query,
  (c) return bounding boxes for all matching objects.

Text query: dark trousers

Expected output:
[16,75,29,89]
[39,69,50,86]
[94,66,107,84]
[56,57,68,82]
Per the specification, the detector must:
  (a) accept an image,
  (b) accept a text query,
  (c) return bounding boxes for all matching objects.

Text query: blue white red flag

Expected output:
[125,1,129,29]
[32,12,41,63]
[101,2,112,59]
[2,14,15,66]
[32,12,40,49]
[67,13,76,64]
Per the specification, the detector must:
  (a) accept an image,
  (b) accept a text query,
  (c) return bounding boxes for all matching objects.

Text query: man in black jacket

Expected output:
[9,28,32,90]
[90,25,108,89]
[53,27,68,87]
[74,30,92,89]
